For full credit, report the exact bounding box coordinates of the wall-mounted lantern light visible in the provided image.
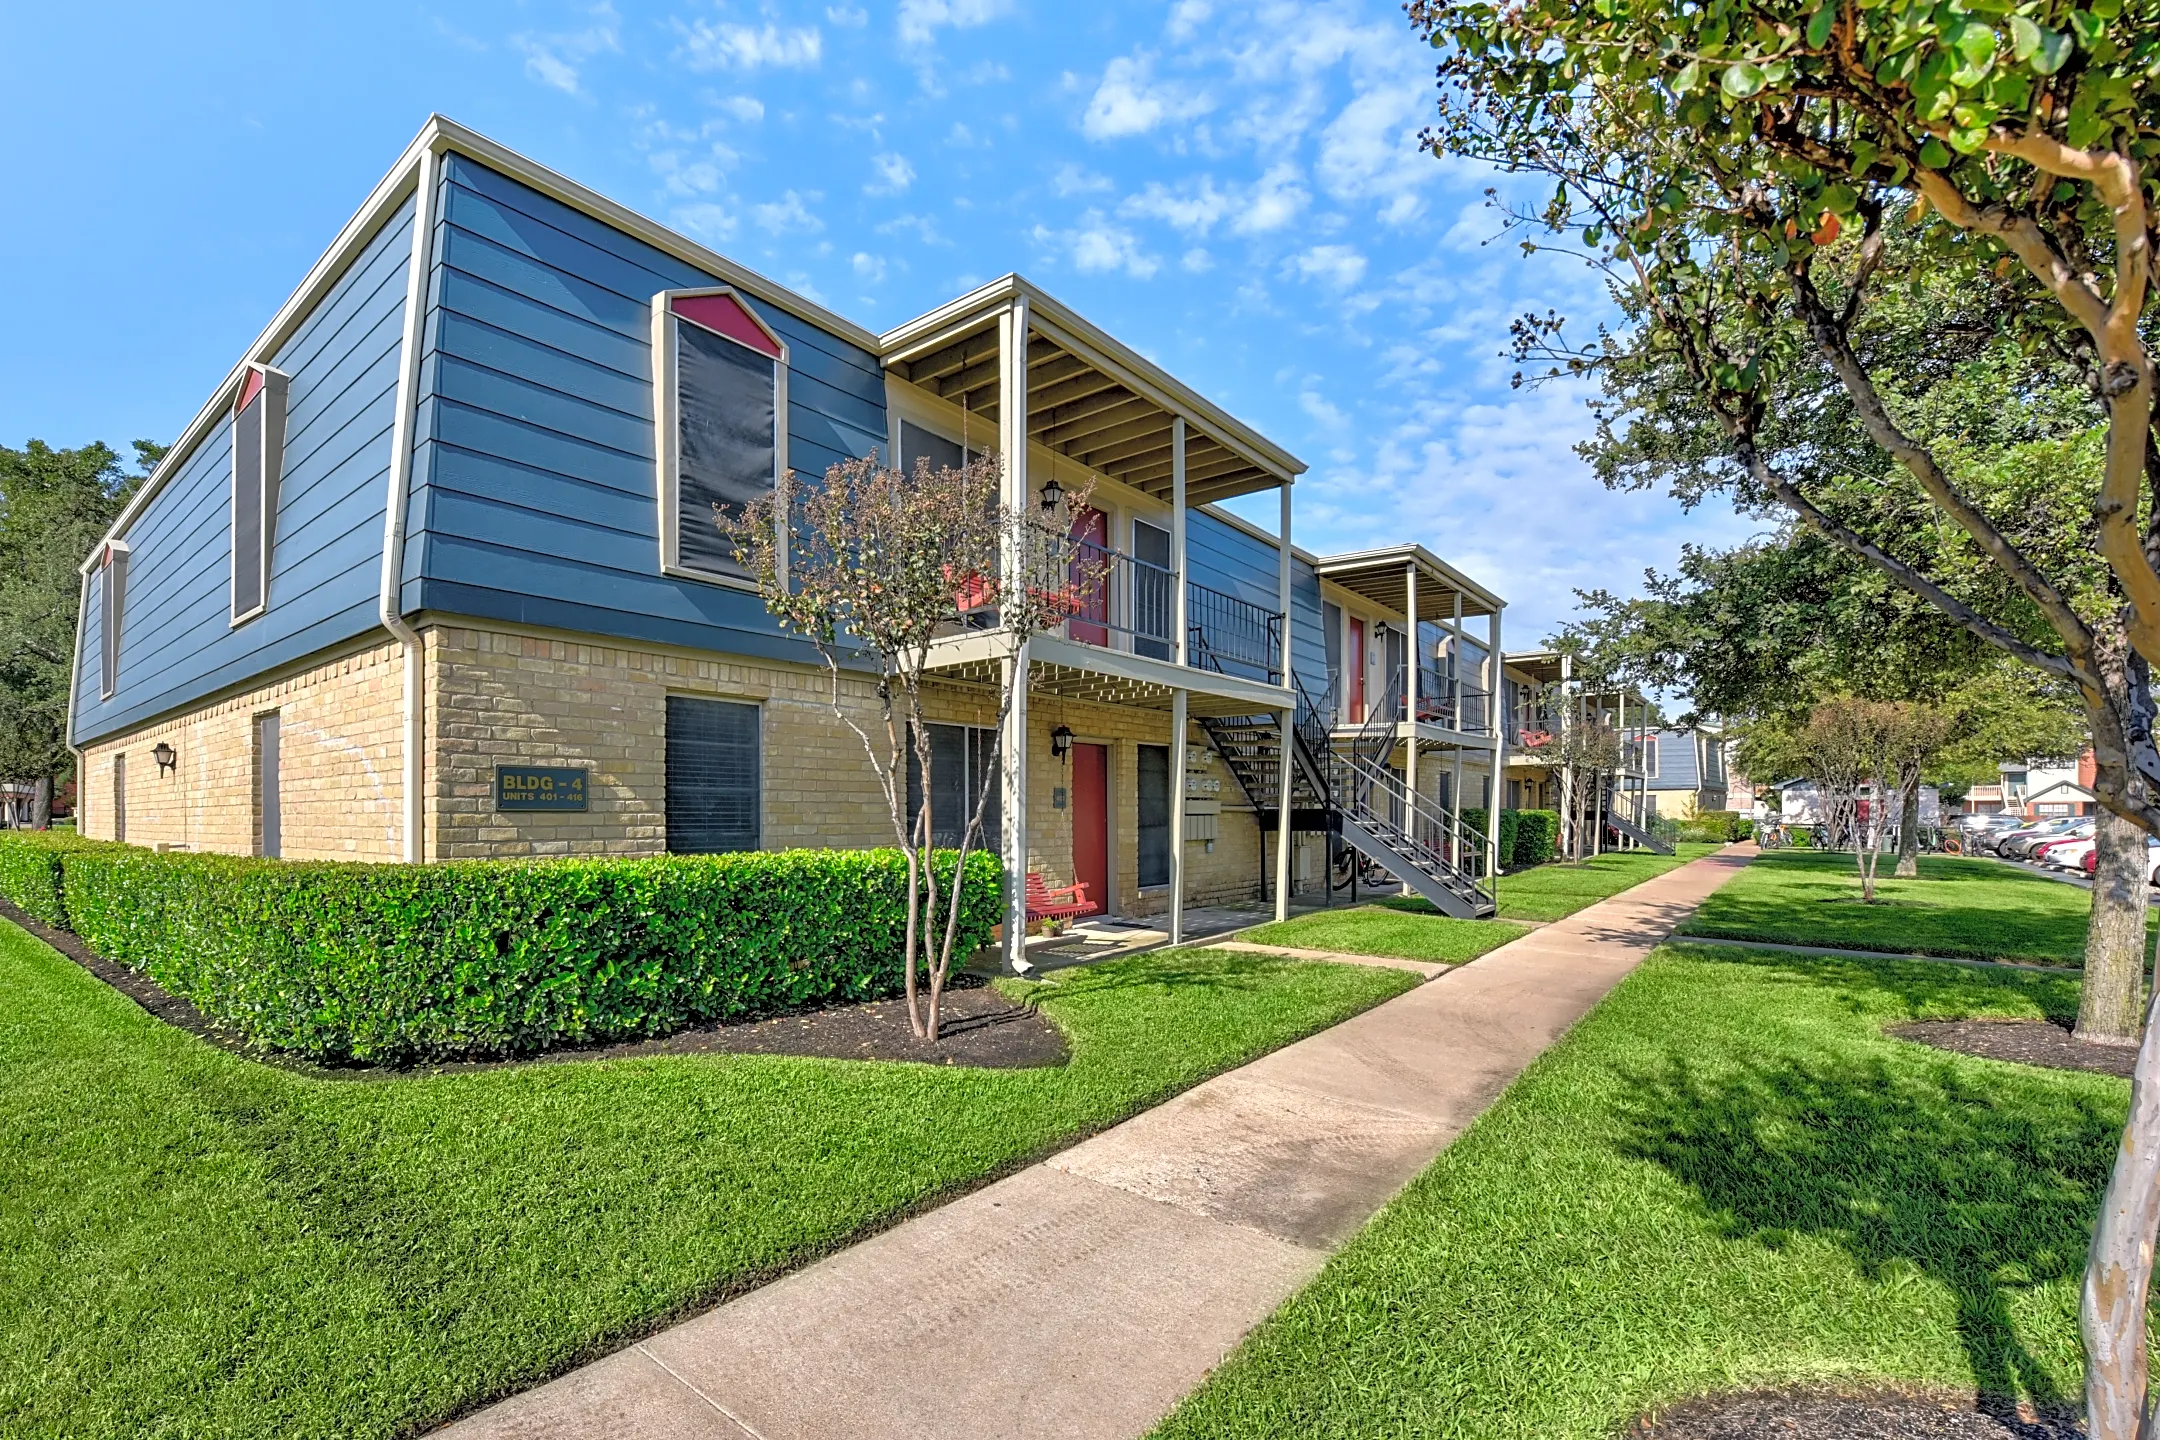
[1038,475,1065,511]
[152,741,177,776]
[1050,724,1074,763]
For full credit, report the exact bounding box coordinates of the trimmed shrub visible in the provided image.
[0,834,1001,1064]
[1512,810,1558,866]
[1458,809,1521,873]
[0,831,120,926]
[1734,817,1755,841]
[1693,809,1743,842]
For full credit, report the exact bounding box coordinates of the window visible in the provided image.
[97,540,130,699]
[230,363,289,624]
[653,288,788,584]
[112,753,126,844]
[899,420,965,473]
[666,696,761,852]
[1137,744,1171,887]
[1641,734,1661,778]
[1130,520,1173,661]
[256,712,282,859]
[906,723,1002,851]
[1322,602,1343,709]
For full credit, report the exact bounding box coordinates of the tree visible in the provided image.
[728,453,1101,1041]
[1549,715,1625,859]
[0,439,158,826]
[1406,0,2160,1415]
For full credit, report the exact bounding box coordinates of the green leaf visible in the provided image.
[1850,138,1880,173]
[2031,26,2072,71]
[1807,0,1838,47]
[2008,13,2042,58]
[1722,60,1767,97]
[1675,59,1703,92]
[1920,136,1954,167]
[2069,10,2104,46]
[1822,182,1859,214]
[1952,20,1998,70]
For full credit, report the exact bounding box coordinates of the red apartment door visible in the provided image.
[1348,621,1367,722]
[1068,507,1110,647]
[1072,743,1110,914]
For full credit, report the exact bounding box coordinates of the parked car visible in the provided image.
[2044,838,2095,870]
[2002,819,2089,859]
[2029,823,2094,861]
[1971,816,2045,854]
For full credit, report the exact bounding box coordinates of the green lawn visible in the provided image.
[1374,841,1726,924]
[0,922,1414,1440]
[1155,942,2111,1439]
[1237,906,1531,963]
[1678,849,2145,965]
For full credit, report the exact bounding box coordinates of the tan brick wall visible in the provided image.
[417,621,1273,909]
[77,638,406,860]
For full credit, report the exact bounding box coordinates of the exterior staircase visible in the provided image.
[1605,779,1675,855]
[1193,668,1497,920]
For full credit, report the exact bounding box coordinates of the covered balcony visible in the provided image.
[879,275,1302,719]
[1314,545,1506,751]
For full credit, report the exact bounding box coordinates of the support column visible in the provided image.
[1487,605,1506,883]
[1403,560,1418,895]
[1274,484,1295,920]
[1000,298,1032,972]
[1169,689,1188,946]
[1172,418,1188,668]
[1448,592,1465,866]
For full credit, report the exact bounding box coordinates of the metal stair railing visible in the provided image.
[1331,750,1498,913]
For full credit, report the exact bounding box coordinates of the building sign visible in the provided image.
[496,766,589,812]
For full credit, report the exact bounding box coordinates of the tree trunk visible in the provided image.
[2081,980,2160,1440]
[2080,807,2151,1045]
[1894,782,1920,878]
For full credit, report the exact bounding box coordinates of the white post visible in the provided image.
[1169,417,1189,947]
[1169,689,1188,946]
[1403,560,1418,895]
[1487,606,1505,884]
[1449,592,1465,866]
[1000,298,1032,971]
[1274,482,1295,921]
[1172,417,1188,668]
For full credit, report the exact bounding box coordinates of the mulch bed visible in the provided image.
[1889,1019,2137,1078]
[1629,1386,2084,1438]
[0,895,1066,1076]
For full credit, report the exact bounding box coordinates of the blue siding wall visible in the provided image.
[73,198,416,746]
[1185,508,1323,692]
[1651,729,1703,790]
[403,155,886,662]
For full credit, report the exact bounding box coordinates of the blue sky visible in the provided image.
[2,0,1754,649]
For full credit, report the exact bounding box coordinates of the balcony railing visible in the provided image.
[942,545,1286,689]
[1328,663,1496,736]
[1189,581,1284,684]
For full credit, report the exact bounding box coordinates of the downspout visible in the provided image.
[379,143,441,864]
[65,567,89,835]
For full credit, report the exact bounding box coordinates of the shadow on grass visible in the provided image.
[1662,943,2084,1026]
[1615,1041,2115,1406]
[1018,952,1303,1001]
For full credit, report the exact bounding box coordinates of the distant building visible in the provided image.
[1966,752,2094,819]
[1771,778,1942,827]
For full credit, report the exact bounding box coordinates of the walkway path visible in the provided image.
[436,847,1756,1440]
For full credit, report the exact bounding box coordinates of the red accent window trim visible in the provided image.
[671,292,783,360]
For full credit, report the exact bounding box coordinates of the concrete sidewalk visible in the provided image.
[437,848,1755,1440]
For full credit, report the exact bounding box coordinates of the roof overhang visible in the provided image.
[1315,544,1502,622]
[879,275,1304,506]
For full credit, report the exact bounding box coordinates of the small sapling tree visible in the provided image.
[728,453,1102,1040]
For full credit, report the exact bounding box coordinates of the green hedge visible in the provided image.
[1458,809,1522,874]
[0,834,1002,1064]
[1512,810,1558,866]
[0,830,122,926]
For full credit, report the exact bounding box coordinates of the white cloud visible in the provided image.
[1053,162,1113,197]
[1182,247,1214,273]
[671,203,739,243]
[1120,176,1232,236]
[753,190,825,234]
[1317,77,1436,222]
[1291,244,1367,288]
[512,2,619,96]
[1083,53,1215,140]
[898,0,1012,46]
[715,94,766,123]
[852,251,888,283]
[1233,163,1309,234]
[826,4,869,26]
[1167,0,1213,40]
[1054,211,1160,279]
[877,212,948,246]
[679,21,823,71]
[1300,388,1349,428]
[867,152,915,195]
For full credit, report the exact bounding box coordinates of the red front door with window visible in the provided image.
[1068,506,1110,647]
[1348,620,1367,722]
[1072,743,1109,915]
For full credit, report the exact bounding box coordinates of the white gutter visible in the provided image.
[379,141,440,864]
